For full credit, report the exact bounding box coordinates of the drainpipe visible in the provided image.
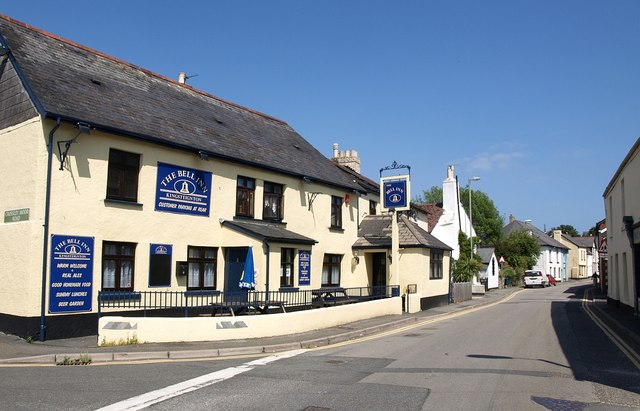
[40,117,61,342]
[264,241,270,303]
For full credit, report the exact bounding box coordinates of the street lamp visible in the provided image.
[468,176,480,261]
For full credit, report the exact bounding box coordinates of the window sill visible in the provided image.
[234,215,256,221]
[104,199,143,208]
[99,291,141,301]
[329,226,344,233]
[278,287,299,292]
[185,290,221,296]
[262,219,287,225]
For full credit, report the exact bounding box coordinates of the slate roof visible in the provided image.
[220,219,317,245]
[411,203,444,233]
[0,15,362,192]
[503,220,568,249]
[477,247,495,264]
[562,234,594,249]
[335,164,379,195]
[353,215,452,250]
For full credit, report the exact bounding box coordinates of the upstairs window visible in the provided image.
[430,251,443,279]
[322,254,342,287]
[263,182,284,221]
[106,149,140,202]
[102,241,136,291]
[187,246,217,290]
[236,176,255,218]
[369,200,377,216]
[331,196,343,229]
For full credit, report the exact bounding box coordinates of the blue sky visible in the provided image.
[3,1,639,234]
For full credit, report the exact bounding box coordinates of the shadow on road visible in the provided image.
[551,284,640,395]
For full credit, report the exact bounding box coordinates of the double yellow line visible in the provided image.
[582,287,640,370]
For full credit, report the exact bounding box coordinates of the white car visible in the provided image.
[523,270,548,288]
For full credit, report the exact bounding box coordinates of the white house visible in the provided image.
[503,217,569,281]
[413,165,476,261]
[603,137,640,315]
[477,247,500,289]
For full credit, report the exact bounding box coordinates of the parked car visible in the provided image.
[523,270,548,288]
[546,275,557,286]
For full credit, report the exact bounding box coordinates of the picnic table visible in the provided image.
[311,287,359,307]
[211,300,286,316]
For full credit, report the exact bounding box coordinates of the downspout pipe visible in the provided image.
[40,117,61,342]
[264,241,270,303]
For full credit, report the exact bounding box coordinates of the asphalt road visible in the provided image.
[1,283,638,410]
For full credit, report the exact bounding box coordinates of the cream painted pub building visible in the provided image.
[0,16,451,339]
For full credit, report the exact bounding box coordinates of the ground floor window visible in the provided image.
[188,246,217,290]
[430,251,443,279]
[322,254,342,286]
[280,248,294,287]
[102,241,136,291]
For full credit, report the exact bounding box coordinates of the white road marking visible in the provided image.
[94,349,306,411]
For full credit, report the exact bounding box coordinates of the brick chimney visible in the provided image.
[332,143,361,174]
[509,214,516,223]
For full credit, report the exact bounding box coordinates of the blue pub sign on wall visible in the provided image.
[155,162,212,217]
[381,175,411,212]
[49,235,94,313]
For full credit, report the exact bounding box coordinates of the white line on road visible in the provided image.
[94,349,306,411]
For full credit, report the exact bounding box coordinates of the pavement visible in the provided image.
[0,279,638,365]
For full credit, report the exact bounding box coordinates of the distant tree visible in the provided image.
[413,186,442,204]
[494,230,540,276]
[452,231,483,282]
[459,187,504,246]
[583,225,597,236]
[548,224,579,237]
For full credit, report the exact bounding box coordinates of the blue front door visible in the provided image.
[225,247,249,302]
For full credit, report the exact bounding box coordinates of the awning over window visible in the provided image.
[220,219,317,245]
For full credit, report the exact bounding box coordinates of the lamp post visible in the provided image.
[468,176,480,261]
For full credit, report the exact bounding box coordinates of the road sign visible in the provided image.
[598,238,607,256]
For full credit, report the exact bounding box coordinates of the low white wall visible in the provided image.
[98,297,402,345]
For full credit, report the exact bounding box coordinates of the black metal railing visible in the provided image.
[97,285,400,317]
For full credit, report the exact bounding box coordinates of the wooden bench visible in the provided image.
[211,300,286,316]
[311,287,359,307]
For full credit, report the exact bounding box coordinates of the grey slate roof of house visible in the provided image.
[503,220,568,249]
[220,219,317,245]
[0,15,362,192]
[477,247,495,264]
[562,234,594,249]
[353,215,452,251]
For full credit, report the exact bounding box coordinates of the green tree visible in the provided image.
[494,230,540,277]
[548,224,579,237]
[584,225,597,236]
[459,187,504,246]
[452,231,483,282]
[413,186,443,204]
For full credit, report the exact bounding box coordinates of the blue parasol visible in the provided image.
[239,247,256,290]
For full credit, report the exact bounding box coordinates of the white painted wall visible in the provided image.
[604,139,639,311]
[99,297,402,344]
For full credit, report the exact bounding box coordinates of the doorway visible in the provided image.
[372,252,387,295]
[225,247,249,301]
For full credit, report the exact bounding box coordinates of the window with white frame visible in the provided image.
[187,246,217,290]
[102,241,136,291]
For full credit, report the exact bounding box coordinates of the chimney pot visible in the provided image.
[178,72,187,84]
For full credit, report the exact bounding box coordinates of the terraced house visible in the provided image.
[0,15,451,340]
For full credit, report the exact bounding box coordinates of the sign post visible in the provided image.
[380,162,411,291]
